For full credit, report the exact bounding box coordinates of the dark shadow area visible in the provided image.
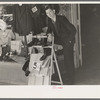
[75,4,100,85]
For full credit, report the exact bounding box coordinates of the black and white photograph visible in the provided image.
[0,2,100,86]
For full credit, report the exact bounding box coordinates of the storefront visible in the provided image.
[0,3,82,85]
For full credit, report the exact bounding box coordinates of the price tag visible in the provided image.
[32,61,41,71]
[32,6,38,13]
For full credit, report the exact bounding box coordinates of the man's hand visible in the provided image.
[47,33,52,42]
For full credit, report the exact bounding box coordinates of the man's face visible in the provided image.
[45,8,55,20]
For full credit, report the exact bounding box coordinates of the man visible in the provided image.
[45,5,76,85]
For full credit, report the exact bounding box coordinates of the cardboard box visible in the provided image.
[28,53,53,85]
[28,70,50,85]
[11,40,22,55]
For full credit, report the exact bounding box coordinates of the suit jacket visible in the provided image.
[31,4,43,34]
[12,4,34,36]
[47,15,76,45]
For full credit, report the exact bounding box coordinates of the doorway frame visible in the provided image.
[71,4,82,68]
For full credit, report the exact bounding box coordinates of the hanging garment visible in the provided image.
[12,4,34,36]
[31,4,47,34]
[31,5,43,34]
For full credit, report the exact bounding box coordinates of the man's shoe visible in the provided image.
[25,70,30,76]
[40,53,47,61]
[27,38,39,47]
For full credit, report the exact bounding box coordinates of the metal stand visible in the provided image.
[50,35,63,85]
[31,34,63,85]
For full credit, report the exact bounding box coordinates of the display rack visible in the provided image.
[28,34,63,85]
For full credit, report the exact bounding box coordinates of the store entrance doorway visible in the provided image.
[80,4,100,67]
[75,4,100,84]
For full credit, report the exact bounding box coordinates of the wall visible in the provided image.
[59,4,71,21]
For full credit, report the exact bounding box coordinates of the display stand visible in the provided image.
[28,34,63,85]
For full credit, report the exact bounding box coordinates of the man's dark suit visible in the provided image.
[12,4,34,36]
[12,4,34,58]
[47,15,76,84]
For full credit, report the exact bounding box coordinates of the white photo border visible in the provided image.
[0,1,100,98]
